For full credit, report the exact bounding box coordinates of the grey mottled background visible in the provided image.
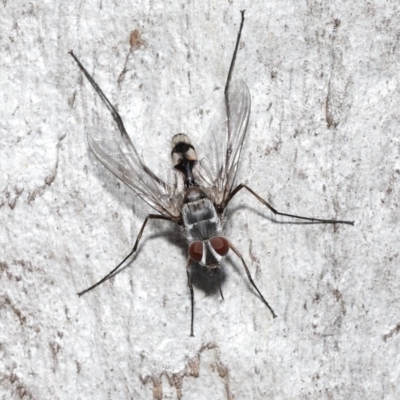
[1,1,399,399]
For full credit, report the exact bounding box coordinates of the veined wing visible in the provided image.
[69,51,182,220]
[197,80,251,208]
[87,126,182,219]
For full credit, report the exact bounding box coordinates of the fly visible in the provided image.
[69,11,354,336]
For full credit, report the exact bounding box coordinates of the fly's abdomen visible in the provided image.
[171,134,198,188]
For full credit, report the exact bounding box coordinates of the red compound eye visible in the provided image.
[189,242,203,262]
[210,237,230,256]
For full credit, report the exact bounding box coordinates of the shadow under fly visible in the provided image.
[69,11,354,337]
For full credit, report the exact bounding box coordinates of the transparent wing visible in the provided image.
[196,80,251,207]
[87,126,182,219]
[68,51,181,219]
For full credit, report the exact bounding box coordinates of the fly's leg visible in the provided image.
[69,50,129,140]
[69,51,168,187]
[216,269,224,301]
[227,184,354,225]
[222,13,353,226]
[224,10,245,128]
[78,214,172,296]
[186,258,195,337]
[229,242,277,318]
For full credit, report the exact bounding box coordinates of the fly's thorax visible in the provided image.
[182,187,222,242]
[184,186,206,203]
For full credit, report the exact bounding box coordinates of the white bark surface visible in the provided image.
[1,1,399,399]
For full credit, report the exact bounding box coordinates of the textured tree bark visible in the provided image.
[1,1,399,399]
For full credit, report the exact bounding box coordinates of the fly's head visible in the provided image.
[188,236,230,269]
